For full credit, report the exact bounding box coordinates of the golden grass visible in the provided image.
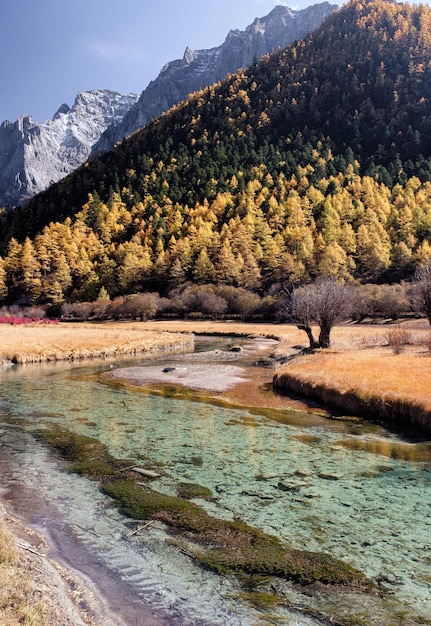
[2,318,431,413]
[0,318,405,365]
[274,320,431,434]
[2,317,431,430]
[0,321,194,364]
[0,514,77,626]
[142,319,307,341]
[0,319,309,365]
[279,346,431,409]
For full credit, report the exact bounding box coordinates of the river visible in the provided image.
[0,336,430,625]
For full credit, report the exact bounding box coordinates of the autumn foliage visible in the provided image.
[1,0,431,306]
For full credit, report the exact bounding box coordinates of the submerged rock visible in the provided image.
[277,480,307,492]
[318,472,343,481]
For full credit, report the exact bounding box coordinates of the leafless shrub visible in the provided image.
[410,258,431,324]
[119,293,160,321]
[214,285,260,318]
[23,306,46,319]
[168,284,228,319]
[386,327,411,354]
[60,301,94,321]
[351,282,411,321]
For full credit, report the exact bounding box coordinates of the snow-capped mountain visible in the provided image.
[0,3,337,209]
[93,3,337,155]
[0,90,139,208]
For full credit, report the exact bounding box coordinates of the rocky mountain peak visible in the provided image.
[0,3,337,208]
[0,90,139,208]
[183,46,198,66]
[92,2,337,156]
[53,103,71,119]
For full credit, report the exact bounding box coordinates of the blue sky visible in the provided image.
[0,0,327,123]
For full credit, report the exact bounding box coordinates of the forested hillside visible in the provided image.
[2,0,431,306]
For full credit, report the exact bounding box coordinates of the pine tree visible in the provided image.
[193,247,215,283]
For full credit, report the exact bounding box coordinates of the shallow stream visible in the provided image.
[0,336,430,625]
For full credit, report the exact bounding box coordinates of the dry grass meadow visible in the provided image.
[273,319,431,432]
[277,341,431,410]
[0,321,194,364]
[1,318,430,407]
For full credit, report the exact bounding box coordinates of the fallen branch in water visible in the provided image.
[126,520,154,537]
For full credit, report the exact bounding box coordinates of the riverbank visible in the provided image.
[0,503,127,626]
[273,320,431,437]
[103,319,431,437]
[0,321,194,364]
[2,318,430,430]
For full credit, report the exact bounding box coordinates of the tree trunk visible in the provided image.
[298,324,319,349]
[318,324,331,348]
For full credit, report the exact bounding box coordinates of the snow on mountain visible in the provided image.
[0,90,139,208]
[0,3,337,208]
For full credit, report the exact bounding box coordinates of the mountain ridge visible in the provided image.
[92,2,337,155]
[0,90,139,208]
[0,3,337,209]
[3,0,431,304]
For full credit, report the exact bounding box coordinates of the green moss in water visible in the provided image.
[177,482,213,500]
[34,426,373,594]
[72,459,118,477]
[34,426,107,462]
[103,479,371,589]
[34,425,120,477]
[101,479,211,529]
[200,538,367,587]
[236,590,279,611]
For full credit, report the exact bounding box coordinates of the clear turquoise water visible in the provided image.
[0,341,430,625]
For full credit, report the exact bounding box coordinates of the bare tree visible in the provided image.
[410,258,431,324]
[289,277,352,348]
[289,284,320,349]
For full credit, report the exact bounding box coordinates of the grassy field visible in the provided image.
[2,317,430,428]
[273,319,431,435]
[2,318,430,412]
[0,321,194,364]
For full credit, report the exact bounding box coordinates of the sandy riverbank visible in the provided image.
[110,361,249,391]
[0,503,129,626]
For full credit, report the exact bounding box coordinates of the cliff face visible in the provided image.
[0,3,336,208]
[92,3,337,154]
[0,90,139,208]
